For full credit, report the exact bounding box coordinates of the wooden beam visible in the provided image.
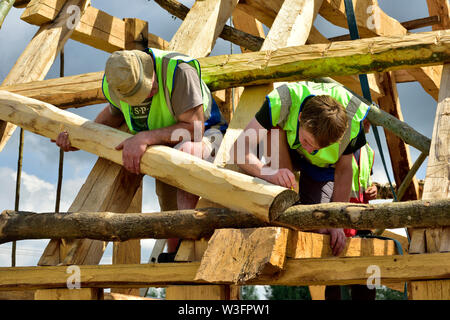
[34,288,103,300]
[0,0,15,29]
[232,6,265,53]
[287,231,400,258]
[377,72,420,201]
[37,158,143,266]
[166,285,239,300]
[155,0,264,52]
[111,180,142,296]
[1,253,450,290]
[321,0,443,100]
[253,253,450,286]
[195,227,289,284]
[329,15,442,41]
[167,0,239,57]
[274,199,450,230]
[199,30,450,92]
[2,199,449,244]
[0,0,90,152]
[0,91,297,222]
[0,71,105,109]
[410,64,450,252]
[427,0,450,31]
[13,0,29,8]
[3,29,449,110]
[20,1,169,53]
[409,63,450,299]
[238,0,442,100]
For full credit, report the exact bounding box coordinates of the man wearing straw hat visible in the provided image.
[54,48,227,260]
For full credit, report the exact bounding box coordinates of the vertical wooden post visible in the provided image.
[409,63,450,300]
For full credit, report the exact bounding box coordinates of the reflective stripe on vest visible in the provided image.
[267,81,371,168]
[102,48,211,134]
[350,143,375,202]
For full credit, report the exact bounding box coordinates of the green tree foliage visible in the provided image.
[146,287,166,299]
[265,286,311,300]
[376,286,405,300]
[241,286,260,300]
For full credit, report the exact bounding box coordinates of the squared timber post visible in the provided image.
[409,63,450,300]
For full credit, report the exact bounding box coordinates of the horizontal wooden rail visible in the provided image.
[0,253,449,290]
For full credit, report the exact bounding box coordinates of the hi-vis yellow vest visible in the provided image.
[102,48,211,134]
[350,143,375,202]
[267,81,370,168]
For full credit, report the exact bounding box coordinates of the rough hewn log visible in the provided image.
[0,0,15,28]
[201,29,450,91]
[275,199,450,230]
[155,0,264,52]
[0,91,296,221]
[0,208,267,244]
[366,103,431,155]
[1,199,449,243]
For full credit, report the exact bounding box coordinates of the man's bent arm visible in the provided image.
[95,104,125,128]
[331,153,353,202]
[235,117,268,179]
[134,105,205,147]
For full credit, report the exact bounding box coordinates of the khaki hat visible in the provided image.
[105,50,155,106]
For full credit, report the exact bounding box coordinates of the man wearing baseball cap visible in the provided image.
[54,48,227,260]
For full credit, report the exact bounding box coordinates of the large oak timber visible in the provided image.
[195,228,289,284]
[111,182,142,296]
[1,253,450,290]
[0,0,90,152]
[3,29,450,112]
[409,63,450,300]
[194,228,403,290]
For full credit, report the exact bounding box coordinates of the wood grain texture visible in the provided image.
[168,0,239,57]
[195,227,289,284]
[0,0,90,152]
[1,253,450,290]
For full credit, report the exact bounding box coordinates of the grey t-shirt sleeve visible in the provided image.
[109,103,122,116]
[171,63,204,119]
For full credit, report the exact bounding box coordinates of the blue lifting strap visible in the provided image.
[342,0,398,203]
[342,0,407,299]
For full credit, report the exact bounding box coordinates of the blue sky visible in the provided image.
[0,0,439,278]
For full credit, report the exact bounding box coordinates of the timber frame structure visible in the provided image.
[0,0,449,300]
